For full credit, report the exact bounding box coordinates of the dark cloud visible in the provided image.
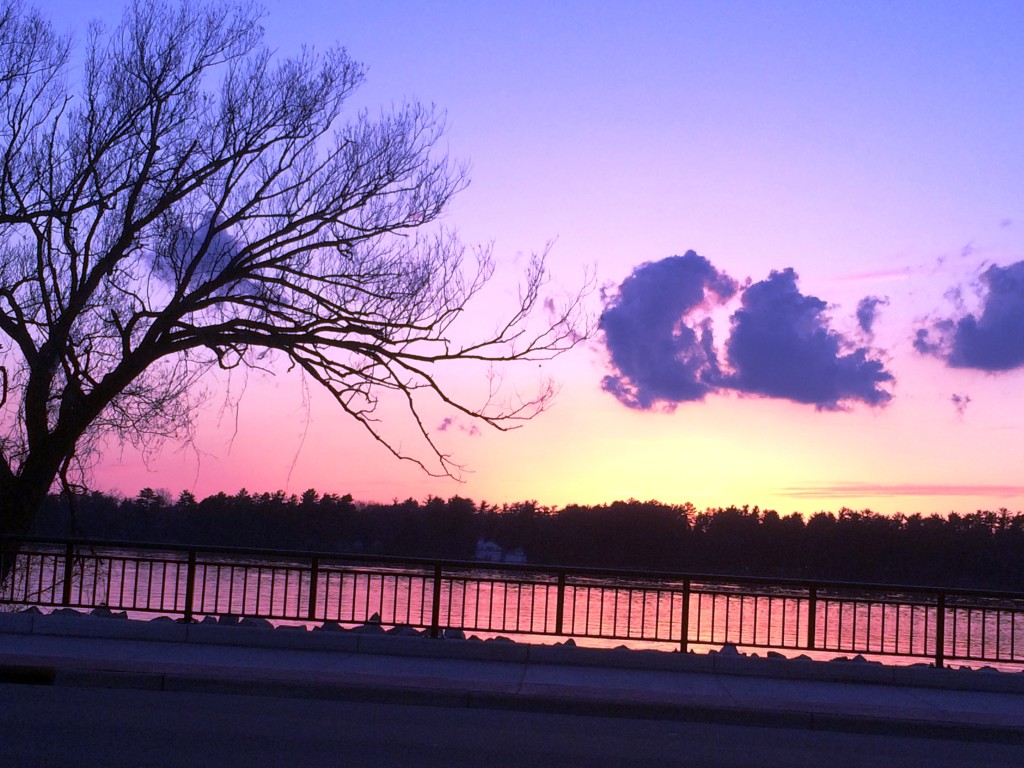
[437,416,480,436]
[916,260,1024,371]
[951,393,971,417]
[599,251,736,410]
[856,295,888,337]
[149,214,265,300]
[723,269,893,409]
[152,216,238,285]
[912,322,951,356]
[600,255,895,412]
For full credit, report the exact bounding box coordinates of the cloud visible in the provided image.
[916,260,1024,371]
[913,325,946,356]
[830,267,913,284]
[723,269,894,409]
[150,214,261,298]
[856,295,888,337]
[599,251,736,410]
[437,416,480,436]
[951,393,971,417]
[782,482,1024,499]
[599,255,894,412]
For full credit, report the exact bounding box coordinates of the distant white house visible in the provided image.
[474,537,527,564]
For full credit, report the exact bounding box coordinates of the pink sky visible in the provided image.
[47,0,1024,515]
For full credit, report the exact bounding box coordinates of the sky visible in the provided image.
[41,0,1024,516]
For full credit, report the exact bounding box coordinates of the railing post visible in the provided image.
[554,571,566,635]
[935,591,946,669]
[429,564,443,638]
[806,586,818,651]
[680,578,691,653]
[183,550,197,623]
[308,557,320,621]
[61,542,75,606]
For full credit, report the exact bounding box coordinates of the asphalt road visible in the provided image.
[2,683,1022,768]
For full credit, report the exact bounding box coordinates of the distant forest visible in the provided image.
[25,488,1024,591]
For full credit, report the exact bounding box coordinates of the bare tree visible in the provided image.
[0,0,585,546]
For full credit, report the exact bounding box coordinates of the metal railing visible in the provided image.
[3,536,1023,669]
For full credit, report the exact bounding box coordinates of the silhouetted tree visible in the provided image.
[19,486,1024,590]
[0,0,586,564]
[136,488,169,512]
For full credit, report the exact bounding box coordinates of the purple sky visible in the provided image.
[41,0,1024,515]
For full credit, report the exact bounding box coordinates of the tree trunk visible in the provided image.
[0,474,57,588]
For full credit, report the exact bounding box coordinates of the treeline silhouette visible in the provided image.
[27,489,1024,591]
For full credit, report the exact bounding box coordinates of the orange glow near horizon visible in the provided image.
[94,352,1024,518]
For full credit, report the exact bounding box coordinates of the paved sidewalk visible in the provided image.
[1,609,1022,744]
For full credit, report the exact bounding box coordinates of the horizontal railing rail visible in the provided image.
[2,535,1023,669]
